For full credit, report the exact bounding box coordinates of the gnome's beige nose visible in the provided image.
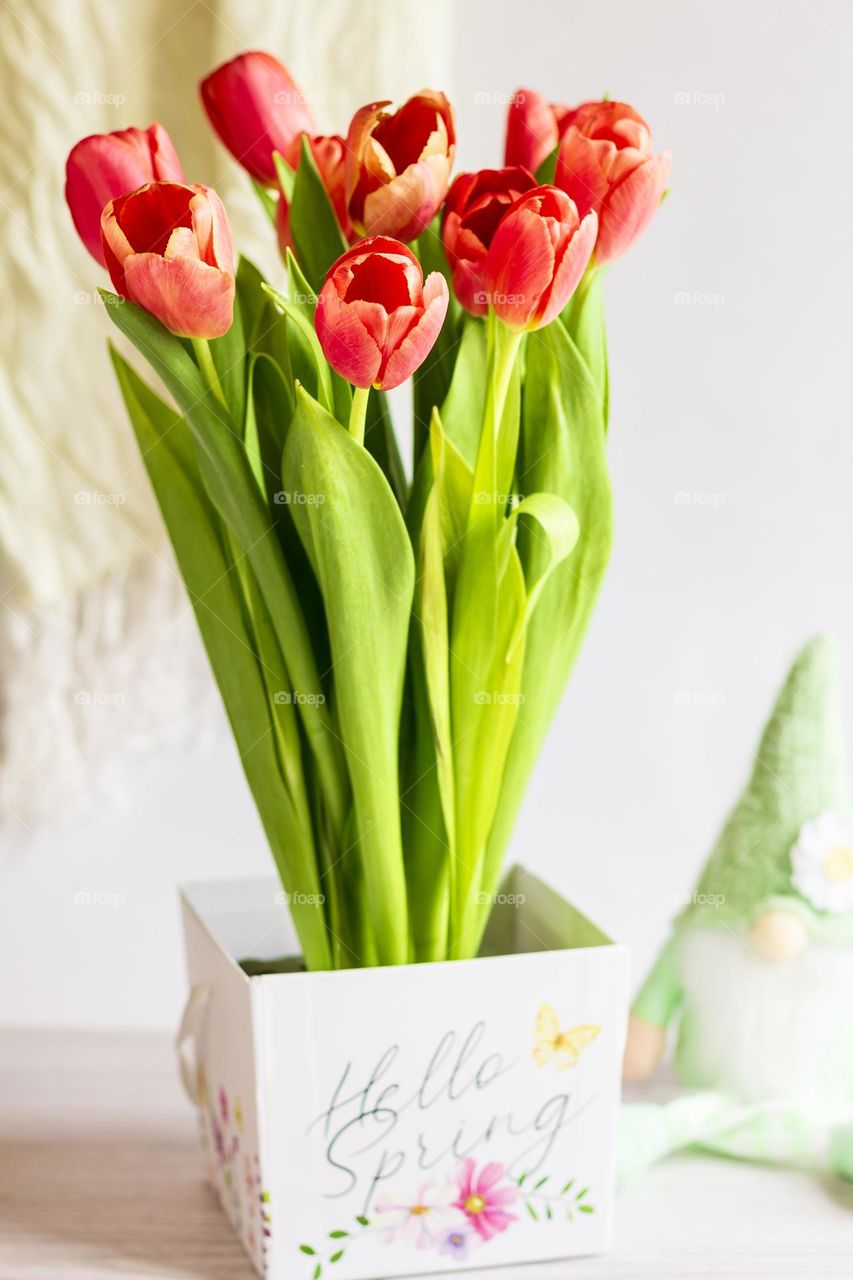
[748,909,808,961]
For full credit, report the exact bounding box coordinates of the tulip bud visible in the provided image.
[277,134,353,257]
[345,91,455,242]
[483,185,597,331]
[504,88,573,175]
[200,51,315,187]
[315,237,449,390]
[101,181,235,339]
[555,100,671,265]
[442,167,538,316]
[65,123,184,266]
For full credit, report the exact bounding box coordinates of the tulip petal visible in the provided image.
[348,298,390,356]
[100,199,136,294]
[486,205,556,329]
[147,122,185,182]
[555,128,613,220]
[379,272,448,390]
[451,257,489,315]
[537,208,597,324]
[165,225,201,261]
[504,88,558,173]
[200,185,235,275]
[123,253,234,338]
[362,152,451,242]
[596,151,670,264]
[316,280,383,388]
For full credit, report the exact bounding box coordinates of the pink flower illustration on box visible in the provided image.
[454,1159,518,1240]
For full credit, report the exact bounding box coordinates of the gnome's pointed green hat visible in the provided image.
[679,634,853,941]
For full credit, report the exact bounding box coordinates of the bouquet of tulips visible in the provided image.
[65,56,669,972]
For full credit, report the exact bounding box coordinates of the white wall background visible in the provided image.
[3,0,853,1027]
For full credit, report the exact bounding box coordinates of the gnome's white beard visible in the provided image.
[676,928,853,1113]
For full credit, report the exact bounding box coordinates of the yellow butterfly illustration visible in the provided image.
[533,1003,601,1069]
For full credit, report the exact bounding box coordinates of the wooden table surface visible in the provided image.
[1,1029,851,1279]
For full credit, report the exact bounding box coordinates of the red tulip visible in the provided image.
[277,133,353,257]
[65,123,184,266]
[483,185,597,331]
[345,91,455,242]
[504,88,573,175]
[442,167,538,316]
[315,237,449,390]
[200,51,315,187]
[101,181,235,339]
[555,100,670,265]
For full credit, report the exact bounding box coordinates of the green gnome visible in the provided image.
[622,635,853,1178]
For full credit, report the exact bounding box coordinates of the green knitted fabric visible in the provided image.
[678,634,851,936]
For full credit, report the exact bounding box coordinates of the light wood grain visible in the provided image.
[0,1030,851,1279]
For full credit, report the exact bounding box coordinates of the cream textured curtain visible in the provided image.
[0,0,452,826]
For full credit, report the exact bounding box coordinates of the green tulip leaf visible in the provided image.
[479,317,611,921]
[282,386,415,965]
[100,290,348,837]
[207,273,247,427]
[412,214,461,463]
[562,268,609,427]
[439,316,486,469]
[109,346,332,970]
[289,135,347,292]
[261,281,334,414]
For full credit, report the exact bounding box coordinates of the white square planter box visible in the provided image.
[177,867,629,1279]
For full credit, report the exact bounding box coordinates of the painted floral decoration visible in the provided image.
[790,811,853,914]
[454,1158,518,1240]
[299,1158,594,1275]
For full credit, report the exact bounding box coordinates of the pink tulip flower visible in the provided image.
[100,181,235,339]
[555,99,670,265]
[315,237,448,390]
[345,91,455,242]
[504,88,573,174]
[200,51,315,187]
[484,185,597,330]
[65,123,184,266]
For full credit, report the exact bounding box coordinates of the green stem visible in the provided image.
[446,312,523,962]
[192,337,228,411]
[348,385,370,446]
[469,310,522,527]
